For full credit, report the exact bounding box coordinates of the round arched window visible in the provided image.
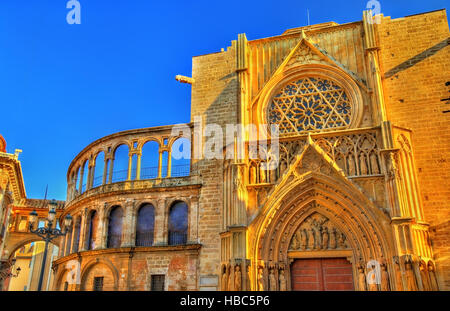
[267,76,353,136]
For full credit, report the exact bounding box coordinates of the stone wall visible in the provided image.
[191,43,239,289]
[377,9,450,289]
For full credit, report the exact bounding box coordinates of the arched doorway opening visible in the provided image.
[4,240,59,291]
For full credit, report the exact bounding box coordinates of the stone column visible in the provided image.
[64,228,71,256]
[121,199,135,247]
[88,162,95,190]
[78,166,84,193]
[167,151,172,177]
[102,158,108,185]
[127,154,133,181]
[97,204,108,249]
[68,223,77,255]
[59,232,66,257]
[79,209,89,251]
[136,153,142,180]
[157,152,163,178]
[189,196,199,243]
[108,158,114,184]
[154,198,166,245]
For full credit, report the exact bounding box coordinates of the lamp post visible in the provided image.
[28,199,72,291]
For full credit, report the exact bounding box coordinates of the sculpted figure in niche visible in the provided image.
[360,154,368,175]
[330,228,337,249]
[381,264,390,291]
[405,260,418,291]
[269,268,277,291]
[427,263,439,291]
[321,227,329,249]
[370,152,380,174]
[348,155,356,176]
[419,262,430,291]
[300,229,308,250]
[358,266,367,291]
[222,266,228,291]
[246,265,251,291]
[393,257,404,291]
[257,267,264,291]
[250,164,257,184]
[259,165,266,184]
[367,264,379,291]
[234,265,242,291]
[338,233,347,249]
[227,265,235,291]
[290,232,300,250]
[308,228,315,250]
[279,269,287,291]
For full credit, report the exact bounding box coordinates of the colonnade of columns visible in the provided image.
[58,197,199,258]
[67,135,193,202]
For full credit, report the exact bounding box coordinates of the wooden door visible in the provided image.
[291,258,354,291]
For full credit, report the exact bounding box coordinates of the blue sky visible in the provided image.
[0,0,448,200]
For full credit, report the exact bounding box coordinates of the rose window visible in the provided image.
[268,77,353,135]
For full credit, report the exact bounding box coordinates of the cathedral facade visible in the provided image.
[44,9,450,291]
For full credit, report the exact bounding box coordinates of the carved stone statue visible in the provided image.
[428,263,439,291]
[250,165,257,184]
[227,266,235,291]
[290,232,299,250]
[330,228,337,249]
[288,213,350,253]
[269,268,277,291]
[259,166,266,183]
[360,154,368,175]
[348,155,356,176]
[222,267,228,291]
[370,152,379,174]
[405,260,418,291]
[300,229,308,250]
[358,266,367,291]
[308,228,315,250]
[321,227,329,249]
[234,265,242,291]
[279,269,286,291]
[393,257,404,291]
[381,264,390,291]
[338,233,346,249]
[367,264,379,291]
[246,265,251,291]
[257,267,264,291]
[419,262,430,291]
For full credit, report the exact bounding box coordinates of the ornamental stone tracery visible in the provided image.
[268,77,353,135]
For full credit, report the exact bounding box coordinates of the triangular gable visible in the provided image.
[271,134,347,195]
[260,134,374,210]
[253,31,367,103]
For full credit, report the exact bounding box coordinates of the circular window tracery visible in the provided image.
[268,76,353,136]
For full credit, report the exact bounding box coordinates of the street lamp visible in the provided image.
[28,199,72,291]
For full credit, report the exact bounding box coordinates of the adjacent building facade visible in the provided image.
[5,9,449,291]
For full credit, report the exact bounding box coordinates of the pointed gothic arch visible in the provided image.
[247,140,395,290]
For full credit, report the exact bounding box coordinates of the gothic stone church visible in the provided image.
[50,9,449,291]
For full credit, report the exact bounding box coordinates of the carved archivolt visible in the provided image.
[289,212,350,251]
[248,141,394,290]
